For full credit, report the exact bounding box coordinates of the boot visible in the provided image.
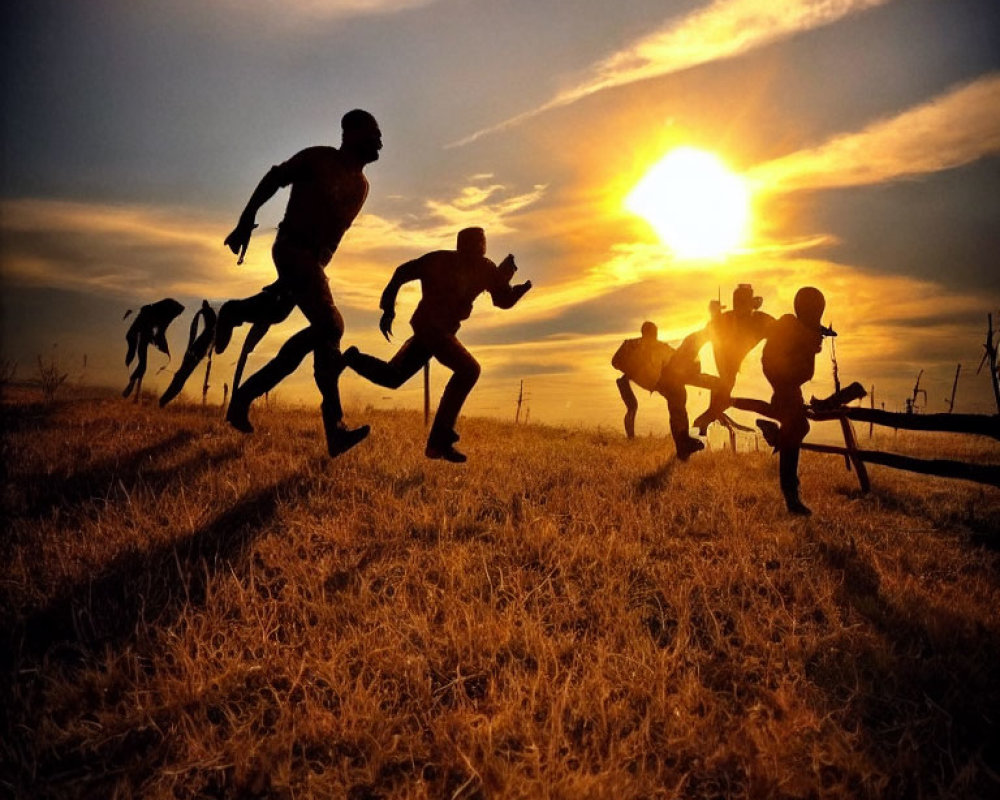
[426,425,466,463]
[779,448,811,516]
[675,436,705,462]
[322,402,369,457]
[226,387,254,433]
[624,408,636,439]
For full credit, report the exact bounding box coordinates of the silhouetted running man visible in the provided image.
[759,286,833,516]
[221,109,382,457]
[611,321,676,438]
[123,298,185,399]
[344,227,531,462]
[160,300,217,407]
[654,284,773,459]
[685,284,774,433]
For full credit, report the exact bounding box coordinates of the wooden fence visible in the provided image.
[730,382,1000,491]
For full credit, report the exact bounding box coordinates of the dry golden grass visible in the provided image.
[2,386,999,799]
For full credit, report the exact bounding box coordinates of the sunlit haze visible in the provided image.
[625,147,750,260]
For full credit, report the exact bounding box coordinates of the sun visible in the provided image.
[625,147,750,260]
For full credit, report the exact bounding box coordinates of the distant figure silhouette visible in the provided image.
[221,109,382,457]
[611,321,676,438]
[123,298,185,399]
[159,300,217,407]
[760,286,833,516]
[654,284,773,460]
[687,284,774,433]
[344,227,531,462]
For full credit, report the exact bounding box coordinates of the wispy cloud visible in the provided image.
[0,176,547,315]
[0,199,254,300]
[749,73,1000,192]
[221,0,439,23]
[346,176,548,257]
[451,0,890,146]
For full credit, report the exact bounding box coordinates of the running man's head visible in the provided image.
[457,227,487,258]
[793,286,825,327]
[341,109,382,164]
[640,321,658,340]
[732,283,763,316]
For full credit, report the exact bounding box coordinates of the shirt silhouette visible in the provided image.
[220,109,382,457]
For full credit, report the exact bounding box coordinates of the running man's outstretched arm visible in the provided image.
[377,258,423,340]
[224,156,301,261]
[488,254,532,309]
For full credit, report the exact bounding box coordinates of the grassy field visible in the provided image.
[2,387,999,799]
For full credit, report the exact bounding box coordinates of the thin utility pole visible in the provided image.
[978,313,1000,414]
[202,349,213,406]
[869,385,875,439]
[945,363,960,414]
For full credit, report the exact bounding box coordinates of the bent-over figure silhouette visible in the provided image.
[221,109,382,457]
[123,298,185,399]
[159,300,217,407]
[655,284,773,460]
[687,284,774,433]
[612,321,676,438]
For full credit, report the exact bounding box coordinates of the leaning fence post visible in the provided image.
[839,416,870,493]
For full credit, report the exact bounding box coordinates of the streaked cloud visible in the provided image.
[219,0,439,24]
[0,175,547,316]
[749,74,1000,192]
[452,0,891,146]
[0,199,251,300]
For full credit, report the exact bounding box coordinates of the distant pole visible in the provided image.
[869,385,875,439]
[423,362,430,426]
[907,369,925,414]
[202,348,213,406]
[978,313,1000,414]
[946,363,961,414]
[515,380,524,423]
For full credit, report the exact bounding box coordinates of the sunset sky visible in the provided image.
[3,0,999,435]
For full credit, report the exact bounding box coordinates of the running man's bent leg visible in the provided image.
[427,332,480,443]
[617,375,638,438]
[226,327,316,432]
[348,337,430,389]
[215,290,295,354]
[274,241,366,456]
[771,385,811,514]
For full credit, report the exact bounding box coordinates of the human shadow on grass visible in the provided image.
[836,483,1000,552]
[7,470,311,669]
[808,537,1000,797]
[2,470,317,797]
[636,460,677,495]
[0,399,58,436]
[6,431,199,521]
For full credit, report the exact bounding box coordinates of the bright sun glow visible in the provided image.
[625,147,750,260]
